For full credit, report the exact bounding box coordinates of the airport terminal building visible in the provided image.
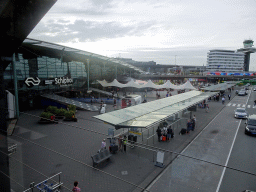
[4,38,142,111]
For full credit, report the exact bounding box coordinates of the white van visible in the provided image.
[121,95,142,108]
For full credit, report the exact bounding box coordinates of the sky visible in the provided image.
[28,0,256,70]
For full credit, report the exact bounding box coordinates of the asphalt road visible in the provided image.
[147,87,256,192]
[218,88,256,192]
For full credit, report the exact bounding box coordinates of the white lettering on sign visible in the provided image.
[54,77,73,85]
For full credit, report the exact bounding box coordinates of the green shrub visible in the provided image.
[46,106,58,114]
[65,111,75,119]
[68,105,76,112]
[56,108,67,116]
[40,112,54,120]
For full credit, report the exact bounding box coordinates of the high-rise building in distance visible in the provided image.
[206,49,245,72]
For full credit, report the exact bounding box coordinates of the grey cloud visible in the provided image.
[30,19,156,43]
[49,0,115,16]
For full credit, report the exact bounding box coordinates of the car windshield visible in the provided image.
[248,119,256,125]
[236,109,245,113]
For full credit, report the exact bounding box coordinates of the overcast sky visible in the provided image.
[28,0,256,70]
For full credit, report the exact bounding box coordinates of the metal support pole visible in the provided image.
[12,53,19,118]
[87,59,90,90]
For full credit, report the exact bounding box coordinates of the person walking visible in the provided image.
[123,136,127,153]
[205,104,209,113]
[191,118,195,131]
[72,181,81,192]
[228,94,231,100]
[101,139,106,151]
[187,120,192,134]
[167,126,173,141]
[254,99,256,106]
[156,126,162,142]
[222,97,225,104]
[118,135,123,152]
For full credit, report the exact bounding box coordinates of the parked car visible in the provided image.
[245,115,256,135]
[238,90,247,96]
[234,108,248,119]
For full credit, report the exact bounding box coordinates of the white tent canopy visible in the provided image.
[160,80,178,89]
[140,80,160,89]
[178,81,196,90]
[125,79,141,88]
[97,79,196,90]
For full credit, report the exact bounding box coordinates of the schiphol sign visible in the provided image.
[54,77,73,85]
[25,76,73,88]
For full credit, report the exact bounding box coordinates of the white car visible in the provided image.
[253,87,256,91]
[234,108,248,119]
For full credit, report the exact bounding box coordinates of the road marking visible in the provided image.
[242,104,246,107]
[227,103,231,106]
[216,86,252,192]
[248,105,251,108]
[232,104,236,106]
[237,104,241,107]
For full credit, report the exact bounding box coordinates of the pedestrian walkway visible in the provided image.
[226,103,256,108]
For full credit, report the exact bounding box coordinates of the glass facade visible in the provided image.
[4,53,89,110]
[4,53,87,90]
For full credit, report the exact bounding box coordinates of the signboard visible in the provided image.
[129,131,142,136]
[54,77,73,85]
[25,77,41,88]
[155,151,165,168]
[25,76,73,88]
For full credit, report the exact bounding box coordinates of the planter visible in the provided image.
[55,116,65,119]
[38,118,58,124]
[63,117,78,122]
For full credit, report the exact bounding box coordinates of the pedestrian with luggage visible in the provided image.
[187,120,192,134]
[162,126,168,141]
[156,126,162,142]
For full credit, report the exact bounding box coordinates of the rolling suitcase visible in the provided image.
[179,128,187,135]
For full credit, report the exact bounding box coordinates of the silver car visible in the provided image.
[234,108,248,119]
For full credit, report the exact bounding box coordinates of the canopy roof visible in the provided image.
[202,83,235,91]
[97,79,196,90]
[93,90,215,129]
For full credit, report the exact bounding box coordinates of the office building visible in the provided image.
[206,50,245,72]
